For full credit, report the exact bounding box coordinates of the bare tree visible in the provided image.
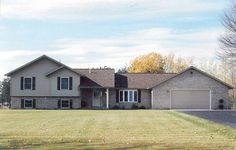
[219,2,236,62]
[219,1,236,108]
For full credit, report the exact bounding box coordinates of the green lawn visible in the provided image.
[0,110,236,149]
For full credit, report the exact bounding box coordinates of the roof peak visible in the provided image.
[5,54,65,76]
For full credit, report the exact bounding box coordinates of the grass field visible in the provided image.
[0,110,236,149]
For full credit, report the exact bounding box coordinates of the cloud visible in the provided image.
[1,0,224,20]
[0,27,222,80]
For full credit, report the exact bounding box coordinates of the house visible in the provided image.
[5,55,233,109]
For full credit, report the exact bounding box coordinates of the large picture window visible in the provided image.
[24,78,32,89]
[119,90,138,102]
[61,78,69,90]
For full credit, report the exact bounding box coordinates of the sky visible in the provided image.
[0,0,231,79]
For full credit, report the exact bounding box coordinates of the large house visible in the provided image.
[5,55,233,109]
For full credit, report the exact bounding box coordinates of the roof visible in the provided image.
[151,66,234,89]
[46,66,82,77]
[115,73,176,89]
[5,55,66,76]
[74,68,115,88]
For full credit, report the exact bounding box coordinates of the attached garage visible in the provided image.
[151,66,233,109]
[170,90,210,109]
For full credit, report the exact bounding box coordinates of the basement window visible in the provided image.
[61,100,69,108]
[24,99,33,108]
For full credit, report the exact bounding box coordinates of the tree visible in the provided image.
[198,60,233,85]
[219,1,236,64]
[0,80,2,105]
[128,52,164,73]
[218,1,236,107]
[117,66,128,73]
[127,52,193,73]
[0,78,10,105]
[164,53,193,73]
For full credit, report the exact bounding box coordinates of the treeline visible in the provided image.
[0,78,10,105]
[118,51,234,87]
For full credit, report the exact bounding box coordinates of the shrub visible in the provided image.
[132,104,139,109]
[81,101,87,107]
[112,105,120,109]
[219,99,224,103]
[139,106,146,109]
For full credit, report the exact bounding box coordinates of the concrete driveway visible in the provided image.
[180,110,236,128]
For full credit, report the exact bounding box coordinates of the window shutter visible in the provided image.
[21,99,24,108]
[33,99,36,108]
[57,77,60,90]
[70,99,73,109]
[20,77,24,90]
[116,90,119,103]
[69,77,73,90]
[138,90,141,103]
[32,77,36,90]
[57,99,61,109]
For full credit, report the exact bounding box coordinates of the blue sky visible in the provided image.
[0,0,230,79]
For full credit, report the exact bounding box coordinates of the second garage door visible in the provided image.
[171,90,210,109]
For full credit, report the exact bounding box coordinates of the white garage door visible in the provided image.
[171,90,210,109]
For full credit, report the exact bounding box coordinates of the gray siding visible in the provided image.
[152,69,229,109]
[10,58,80,97]
[11,97,81,109]
[49,69,80,97]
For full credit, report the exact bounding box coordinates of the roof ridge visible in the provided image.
[116,73,177,74]
[73,68,115,70]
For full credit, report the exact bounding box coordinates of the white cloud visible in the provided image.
[1,0,224,20]
[0,27,222,80]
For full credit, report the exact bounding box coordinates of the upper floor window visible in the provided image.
[61,78,69,90]
[21,77,35,90]
[24,78,32,89]
[57,77,72,90]
[119,90,138,102]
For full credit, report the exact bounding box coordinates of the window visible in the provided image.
[119,90,138,102]
[24,99,33,108]
[61,100,69,108]
[61,78,69,90]
[124,91,128,102]
[134,91,138,102]
[24,78,32,89]
[129,91,133,101]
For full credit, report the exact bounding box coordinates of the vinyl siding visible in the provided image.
[152,69,229,109]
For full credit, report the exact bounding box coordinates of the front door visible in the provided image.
[93,89,102,107]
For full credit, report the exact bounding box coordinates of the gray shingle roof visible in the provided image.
[115,73,176,89]
[151,66,233,89]
[73,69,115,88]
[46,66,82,77]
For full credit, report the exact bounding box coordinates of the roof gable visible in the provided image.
[74,69,115,88]
[5,55,65,76]
[46,66,82,77]
[151,66,233,89]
